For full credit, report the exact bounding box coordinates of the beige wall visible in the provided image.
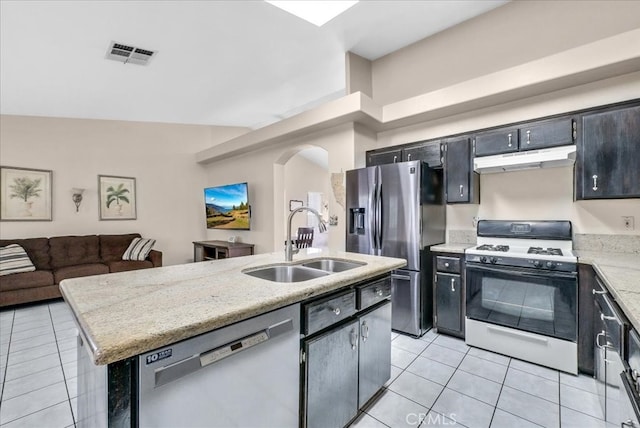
[204,123,355,254]
[0,115,247,265]
[365,1,640,242]
[371,0,640,105]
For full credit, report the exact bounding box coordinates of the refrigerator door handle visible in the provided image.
[371,168,379,251]
[375,170,383,251]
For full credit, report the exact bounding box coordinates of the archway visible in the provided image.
[273,145,330,252]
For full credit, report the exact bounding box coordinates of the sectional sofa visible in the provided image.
[0,233,162,307]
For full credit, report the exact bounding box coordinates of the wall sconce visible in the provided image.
[72,188,85,212]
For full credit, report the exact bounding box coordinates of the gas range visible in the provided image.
[464,220,579,373]
[465,220,577,272]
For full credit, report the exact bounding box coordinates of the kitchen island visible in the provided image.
[60,249,405,427]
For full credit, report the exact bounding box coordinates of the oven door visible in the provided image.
[466,264,577,342]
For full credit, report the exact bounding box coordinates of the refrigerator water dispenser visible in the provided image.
[349,208,366,235]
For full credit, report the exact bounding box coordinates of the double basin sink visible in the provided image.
[243,258,365,283]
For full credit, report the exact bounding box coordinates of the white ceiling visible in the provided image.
[0,0,507,130]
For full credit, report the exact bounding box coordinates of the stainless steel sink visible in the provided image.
[243,265,330,283]
[301,259,366,273]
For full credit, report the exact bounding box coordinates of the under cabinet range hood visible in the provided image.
[473,145,577,174]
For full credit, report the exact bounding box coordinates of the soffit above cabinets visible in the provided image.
[196,29,640,164]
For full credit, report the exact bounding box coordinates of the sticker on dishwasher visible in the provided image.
[146,348,172,365]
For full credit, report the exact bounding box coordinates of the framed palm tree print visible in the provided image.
[0,166,53,221]
[98,175,137,220]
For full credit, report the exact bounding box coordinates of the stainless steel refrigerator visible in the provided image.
[346,160,445,336]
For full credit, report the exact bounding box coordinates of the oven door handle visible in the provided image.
[466,264,577,280]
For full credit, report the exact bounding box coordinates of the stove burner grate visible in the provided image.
[476,244,510,252]
[528,247,563,256]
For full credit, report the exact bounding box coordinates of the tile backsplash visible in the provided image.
[573,234,640,254]
[447,229,476,245]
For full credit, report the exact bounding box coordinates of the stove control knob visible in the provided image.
[546,261,556,269]
[533,260,542,268]
[490,257,498,264]
[480,256,488,263]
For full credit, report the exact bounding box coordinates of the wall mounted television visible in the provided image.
[204,182,250,230]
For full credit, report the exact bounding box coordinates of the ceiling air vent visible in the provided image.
[106,41,156,66]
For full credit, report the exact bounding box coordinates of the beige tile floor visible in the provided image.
[1,300,613,428]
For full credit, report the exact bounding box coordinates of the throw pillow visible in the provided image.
[0,244,36,276]
[122,238,156,261]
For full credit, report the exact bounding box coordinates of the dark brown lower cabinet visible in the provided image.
[433,253,465,338]
[578,263,596,375]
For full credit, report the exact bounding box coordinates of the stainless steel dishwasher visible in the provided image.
[138,304,300,428]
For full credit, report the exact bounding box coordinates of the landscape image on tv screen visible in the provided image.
[204,182,250,230]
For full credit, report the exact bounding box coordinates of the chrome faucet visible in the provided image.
[285,206,327,262]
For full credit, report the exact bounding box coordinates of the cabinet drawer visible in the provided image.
[436,256,461,273]
[519,117,574,151]
[304,290,356,335]
[474,128,519,157]
[357,277,391,310]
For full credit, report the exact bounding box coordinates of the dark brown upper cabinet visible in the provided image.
[474,116,575,157]
[520,117,575,151]
[366,149,402,166]
[473,127,519,157]
[576,104,640,199]
[443,136,479,204]
[366,140,442,168]
[401,141,442,168]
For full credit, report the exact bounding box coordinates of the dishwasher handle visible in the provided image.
[154,318,294,388]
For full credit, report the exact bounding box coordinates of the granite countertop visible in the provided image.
[60,249,406,366]
[577,250,640,331]
[430,243,473,254]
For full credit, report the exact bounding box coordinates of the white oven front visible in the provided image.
[465,263,578,373]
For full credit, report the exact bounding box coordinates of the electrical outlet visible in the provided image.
[622,216,635,230]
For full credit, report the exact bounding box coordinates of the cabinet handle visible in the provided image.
[350,328,358,350]
[331,307,341,316]
[361,321,369,342]
[593,289,607,295]
[601,313,617,322]
[596,331,606,349]
[393,155,398,163]
[451,278,455,292]
[526,130,531,145]
[622,420,635,427]
[596,330,614,350]
[508,133,512,147]
[459,185,464,197]
[407,153,412,161]
[374,288,384,297]
[592,174,598,191]
[444,262,450,268]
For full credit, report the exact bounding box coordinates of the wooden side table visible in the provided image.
[193,240,255,262]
